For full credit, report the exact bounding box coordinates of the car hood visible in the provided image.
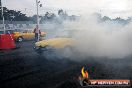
[35,38,75,48]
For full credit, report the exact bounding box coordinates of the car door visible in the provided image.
[22,30,29,39]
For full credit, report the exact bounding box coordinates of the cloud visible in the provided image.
[2,0,132,17]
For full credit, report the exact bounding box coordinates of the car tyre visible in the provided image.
[34,46,43,54]
[17,37,23,42]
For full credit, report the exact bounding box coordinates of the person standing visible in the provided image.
[33,25,41,42]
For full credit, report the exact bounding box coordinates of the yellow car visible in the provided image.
[34,31,77,54]
[4,30,46,42]
[34,38,76,54]
[13,30,46,42]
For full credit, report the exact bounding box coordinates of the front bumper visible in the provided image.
[33,45,55,52]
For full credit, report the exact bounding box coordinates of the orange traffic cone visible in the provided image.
[0,34,16,49]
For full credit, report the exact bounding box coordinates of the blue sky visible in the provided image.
[2,0,132,18]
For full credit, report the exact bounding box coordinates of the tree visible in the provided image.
[0,7,30,21]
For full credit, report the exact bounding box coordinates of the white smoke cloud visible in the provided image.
[59,15,132,58]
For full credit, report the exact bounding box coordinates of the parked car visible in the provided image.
[0,29,46,42]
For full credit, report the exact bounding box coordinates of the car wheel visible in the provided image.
[17,37,23,42]
[33,46,43,54]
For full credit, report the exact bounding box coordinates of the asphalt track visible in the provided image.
[0,41,132,88]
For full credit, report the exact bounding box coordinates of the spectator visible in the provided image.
[33,25,41,42]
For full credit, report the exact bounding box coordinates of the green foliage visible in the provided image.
[0,7,30,21]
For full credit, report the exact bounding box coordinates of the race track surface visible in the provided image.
[0,41,132,88]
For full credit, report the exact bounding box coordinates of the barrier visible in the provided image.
[0,34,16,49]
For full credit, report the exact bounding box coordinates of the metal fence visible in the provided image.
[0,20,34,31]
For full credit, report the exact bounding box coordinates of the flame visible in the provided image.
[81,67,89,78]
